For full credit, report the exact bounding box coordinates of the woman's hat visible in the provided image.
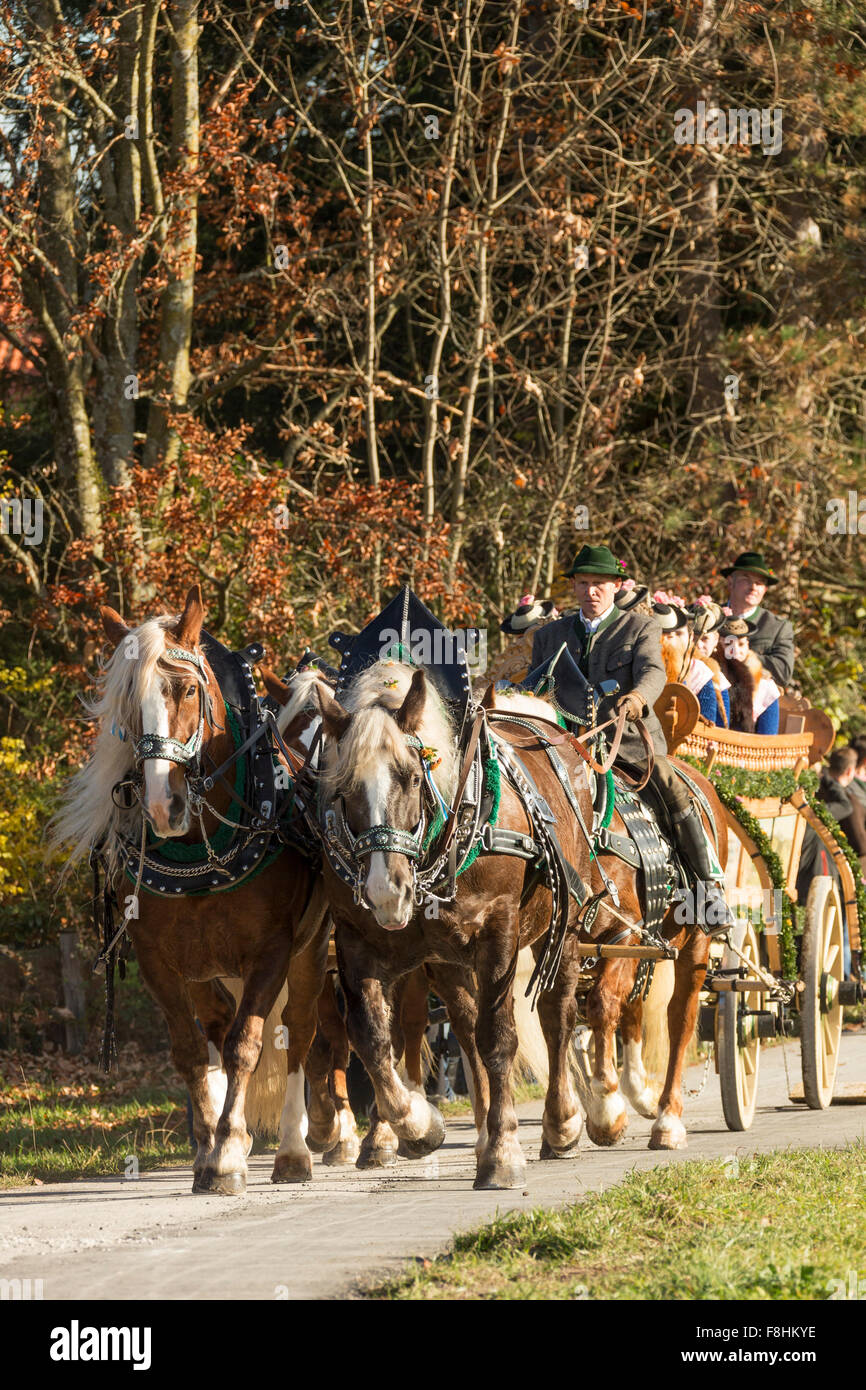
[687,600,725,634]
[564,543,627,579]
[720,616,757,639]
[614,583,649,612]
[720,550,779,586]
[500,594,558,635]
[652,601,688,631]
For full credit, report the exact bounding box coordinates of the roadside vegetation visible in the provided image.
[368,1145,866,1300]
[0,1047,189,1188]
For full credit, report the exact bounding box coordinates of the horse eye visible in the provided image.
[411,773,422,788]
[186,684,197,698]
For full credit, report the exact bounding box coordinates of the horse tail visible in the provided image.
[640,958,675,1097]
[220,977,288,1140]
[512,947,550,1089]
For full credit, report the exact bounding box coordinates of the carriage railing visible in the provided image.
[677,719,861,955]
[678,719,815,774]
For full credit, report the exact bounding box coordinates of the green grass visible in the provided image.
[0,1049,190,1187]
[367,1144,866,1300]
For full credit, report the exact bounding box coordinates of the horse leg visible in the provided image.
[199,956,289,1195]
[399,966,429,1093]
[394,966,431,1158]
[272,936,330,1183]
[352,979,401,1169]
[337,932,445,1165]
[535,940,584,1159]
[303,1021,340,1154]
[311,972,361,1166]
[583,960,630,1146]
[650,929,709,1150]
[473,932,525,1190]
[427,962,490,1153]
[134,950,219,1190]
[188,979,237,1140]
[619,991,661,1119]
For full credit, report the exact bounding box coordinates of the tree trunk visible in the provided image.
[677,0,721,425]
[143,0,200,469]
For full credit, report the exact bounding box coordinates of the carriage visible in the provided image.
[658,685,865,1130]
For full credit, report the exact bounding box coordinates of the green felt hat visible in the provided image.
[564,544,627,579]
[720,550,779,586]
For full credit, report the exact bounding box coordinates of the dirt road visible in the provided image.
[2,1034,865,1300]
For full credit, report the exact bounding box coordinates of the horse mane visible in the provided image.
[46,613,210,880]
[275,668,334,734]
[319,660,458,801]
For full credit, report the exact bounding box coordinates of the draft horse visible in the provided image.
[308,659,602,1190]
[310,663,729,1186]
[48,586,333,1194]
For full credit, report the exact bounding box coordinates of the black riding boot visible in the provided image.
[670,802,735,937]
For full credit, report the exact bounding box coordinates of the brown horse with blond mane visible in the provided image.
[48,586,334,1195]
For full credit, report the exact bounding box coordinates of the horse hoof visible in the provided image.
[398,1104,446,1159]
[306,1119,341,1154]
[356,1146,398,1169]
[539,1134,581,1160]
[624,1088,659,1120]
[323,1137,361,1166]
[305,1135,330,1155]
[193,1168,246,1196]
[649,1117,687,1151]
[271,1153,313,1183]
[585,1114,627,1148]
[473,1161,525,1191]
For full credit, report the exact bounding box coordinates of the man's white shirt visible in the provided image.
[579,602,616,633]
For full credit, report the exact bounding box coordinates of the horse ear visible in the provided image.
[395,668,426,733]
[172,584,205,647]
[100,605,130,648]
[316,685,351,740]
[260,666,289,705]
[480,682,496,710]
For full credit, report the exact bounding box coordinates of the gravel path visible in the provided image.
[2,1032,864,1300]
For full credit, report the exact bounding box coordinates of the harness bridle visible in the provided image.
[321,730,445,907]
[131,647,214,773]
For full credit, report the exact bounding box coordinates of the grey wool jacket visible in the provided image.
[742,606,794,688]
[529,608,668,764]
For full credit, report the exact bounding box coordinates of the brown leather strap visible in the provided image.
[598,704,628,771]
[488,705,653,786]
[610,720,655,791]
[437,708,485,855]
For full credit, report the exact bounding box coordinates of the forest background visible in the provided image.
[2,0,866,951]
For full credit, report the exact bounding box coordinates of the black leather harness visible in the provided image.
[112,630,315,899]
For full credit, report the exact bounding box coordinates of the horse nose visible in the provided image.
[168,793,187,830]
[365,853,414,925]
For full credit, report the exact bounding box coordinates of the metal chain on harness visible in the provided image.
[682,1047,712,1099]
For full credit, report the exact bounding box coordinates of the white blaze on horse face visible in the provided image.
[362,762,413,927]
[140,680,175,834]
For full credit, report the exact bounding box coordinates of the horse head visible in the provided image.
[317,665,449,932]
[99,584,223,838]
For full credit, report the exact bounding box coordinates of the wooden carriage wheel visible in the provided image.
[800,876,844,1110]
[717,921,762,1131]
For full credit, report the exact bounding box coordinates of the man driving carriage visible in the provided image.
[528,544,734,935]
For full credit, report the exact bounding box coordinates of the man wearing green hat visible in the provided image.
[529,543,734,934]
[722,551,794,688]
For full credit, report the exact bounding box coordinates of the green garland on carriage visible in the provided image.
[679,757,866,981]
